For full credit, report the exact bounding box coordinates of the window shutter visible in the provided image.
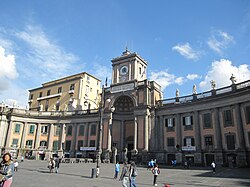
[191,116,193,125]
[184,138,187,146]
[183,117,185,125]
[191,138,195,146]
[173,118,175,126]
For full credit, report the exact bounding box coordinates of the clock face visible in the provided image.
[120,65,128,75]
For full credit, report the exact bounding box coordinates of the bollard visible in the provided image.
[91,168,96,178]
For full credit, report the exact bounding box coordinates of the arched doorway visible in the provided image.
[111,95,135,162]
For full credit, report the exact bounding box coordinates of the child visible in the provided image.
[114,162,120,179]
[14,160,19,171]
[152,164,160,186]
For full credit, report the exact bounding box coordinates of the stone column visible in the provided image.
[235,104,246,149]
[35,123,41,149]
[20,122,28,148]
[144,114,149,151]
[47,124,54,151]
[86,123,90,147]
[176,114,182,148]
[120,120,124,150]
[159,116,164,150]
[213,108,222,150]
[60,124,66,150]
[194,111,201,151]
[5,121,13,148]
[107,113,113,151]
[133,116,138,152]
[72,124,78,157]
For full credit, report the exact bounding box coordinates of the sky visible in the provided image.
[0,0,250,108]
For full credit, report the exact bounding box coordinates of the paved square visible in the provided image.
[12,160,250,187]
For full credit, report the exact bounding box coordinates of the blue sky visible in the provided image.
[0,0,250,107]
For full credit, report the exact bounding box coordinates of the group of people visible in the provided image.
[115,159,160,187]
[48,157,61,173]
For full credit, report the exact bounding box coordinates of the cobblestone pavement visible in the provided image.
[11,160,250,187]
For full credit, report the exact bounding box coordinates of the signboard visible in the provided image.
[80,147,96,151]
[111,83,134,93]
[182,146,196,151]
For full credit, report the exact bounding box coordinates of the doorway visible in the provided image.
[205,154,215,166]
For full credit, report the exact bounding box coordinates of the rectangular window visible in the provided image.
[90,125,96,136]
[29,125,35,134]
[183,116,193,126]
[205,136,213,146]
[78,125,85,136]
[30,94,33,100]
[58,87,62,93]
[70,84,75,91]
[203,113,212,128]
[12,139,18,146]
[139,67,142,74]
[54,126,61,136]
[224,110,233,126]
[246,106,250,124]
[226,134,235,150]
[26,140,33,146]
[184,137,195,146]
[67,126,72,136]
[77,140,84,151]
[53,141,59,151]
[47,90,51,96]
[65,140,71,151]
[14,124,21,133]
[165,118,175,128]
[167,138,175,147]
[39,92,43,98]
[40,141,47,147]
[41,125,48,134]
[89,140,95,147]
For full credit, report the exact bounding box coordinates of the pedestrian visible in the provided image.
[149,159,154,169]
[0,152,14,187]
[211,161,216,173]
[119,162,130,187]
[13,161,18,172]
[54,157,60,173]
[152,164,160,186]
[48,158,55,173]
[129,162,138,187]
[114,162,120,179]
[21,156,24,162]
[184,160,189,169]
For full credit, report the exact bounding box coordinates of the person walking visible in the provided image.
[211,161,216,173]
[0,152,15,187]
[152,164,160,186]
[13,161,18,172]
[54,157,60,173]
[114,162,120,179]
[48,158,55,173]
[129,162,138,187]
[119,162,130,187]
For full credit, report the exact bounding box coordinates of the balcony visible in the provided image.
[182,146,196,151]
[37,93,62,101]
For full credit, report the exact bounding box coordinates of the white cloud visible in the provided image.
[149,70,184,91]
[0,46,18,92]
[187,74,201,80]
[14,25,79,78]
[199,59,250,91]
[207,30,234,55]
[172,43,201,60]
[89,62,112,85]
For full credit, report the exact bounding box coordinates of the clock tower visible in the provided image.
[111,48,147,84]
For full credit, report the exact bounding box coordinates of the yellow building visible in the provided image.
[28,72,101,111]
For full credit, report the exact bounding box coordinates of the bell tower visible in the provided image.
[111,48,147,85]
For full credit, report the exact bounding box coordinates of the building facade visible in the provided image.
[28,72,101,111]
[0,50,250,167]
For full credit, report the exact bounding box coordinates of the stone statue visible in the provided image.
[230,74,236,85]
[210,80,216,90]
[193,84,197,94]
[176,89,179,97]
[39,104,43,111]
